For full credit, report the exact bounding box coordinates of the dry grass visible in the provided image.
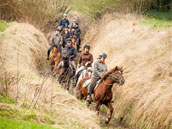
[83,13,172,129]
[0,23,100,129]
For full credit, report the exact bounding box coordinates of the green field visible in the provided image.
[0,117,57,129]
[0,21,8,32]
[141,10,172,29]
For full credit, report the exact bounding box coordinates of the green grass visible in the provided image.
[0,21,8,32]
[0,117,57,129]
[141,10,172,29]
[0,94,16,104]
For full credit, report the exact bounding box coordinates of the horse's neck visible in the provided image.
[103,77,114,90]
[63,59,69,67]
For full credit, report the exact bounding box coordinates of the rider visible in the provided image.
[86,52,108,103]
[73,22,81,51]
[61,26,71,47]
[47,29,63,60]
[65,38,77,69]
[70,19,76,30]
[59,13,70,28]
[73,44,93,86]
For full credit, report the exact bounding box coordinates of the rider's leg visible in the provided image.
[70,60,76,69]
[47,46,52,60]
[73,66,85,86]
[87,77,100,102]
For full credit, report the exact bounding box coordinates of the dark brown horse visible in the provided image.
[57,48,75,92]
[77,66,125,124]
[49,46,61,75]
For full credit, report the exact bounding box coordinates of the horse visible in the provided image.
[77,66,125,124]
[49,46,61,75]
[71,30,78,51]
[57,48,75,92]
[74,66,92,98]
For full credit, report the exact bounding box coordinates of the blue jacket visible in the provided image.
[66,45,76,61]
[59,19,70,27]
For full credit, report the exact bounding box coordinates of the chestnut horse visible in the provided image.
[77,66,125,124]
[49,46,61,75]
[71,29,77,51]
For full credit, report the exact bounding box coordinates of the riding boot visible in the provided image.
[72,70,81,87]
[86,77,99,103]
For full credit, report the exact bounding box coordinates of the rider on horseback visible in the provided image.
[65,38,77,70]
[72,44,93,86]
[86,52,108,103]
[59,13,70,28]
[73,22,81,52]
[47,29,63,60]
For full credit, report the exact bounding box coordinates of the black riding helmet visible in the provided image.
[84,44,90,49]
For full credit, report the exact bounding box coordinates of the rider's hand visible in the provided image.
[100,75,104,80]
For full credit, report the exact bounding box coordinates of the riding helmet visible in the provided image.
[66,38,72,43]
[84,44,90,49]
[99,52,107,58]
[64,13,67,17]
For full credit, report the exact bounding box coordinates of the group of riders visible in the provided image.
[47,13,108,103]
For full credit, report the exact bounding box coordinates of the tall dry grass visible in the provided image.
[0,23,100,128]
[84,14,172,129]
[0,0,70,32]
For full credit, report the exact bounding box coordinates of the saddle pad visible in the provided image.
[93,79,101,91]
[83,79,101,91]
[83,79,91,88]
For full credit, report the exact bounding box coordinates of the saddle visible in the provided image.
[83,79,101,91]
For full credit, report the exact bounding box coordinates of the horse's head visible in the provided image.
[86,67,92,77]
[51,47,58,57]
[112,66,125,85]
[102,66,125,86]
[61,48,69,60]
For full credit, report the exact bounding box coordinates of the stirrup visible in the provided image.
[86,95,92,104]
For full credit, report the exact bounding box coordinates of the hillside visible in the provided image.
[0,23,100,129]
[84,14,172,129]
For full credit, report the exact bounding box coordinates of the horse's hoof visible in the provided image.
[96,111,99,115]
[105,118,110,124]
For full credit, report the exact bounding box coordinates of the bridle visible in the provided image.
[103,71,123,86]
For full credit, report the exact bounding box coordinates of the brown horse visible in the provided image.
[49,46,61,75]
[57,48,75,92]
[72,36,77,50]
[71,29,78,50]
[77,66,125,124]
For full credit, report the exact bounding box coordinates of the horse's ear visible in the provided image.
[114,66,118,71]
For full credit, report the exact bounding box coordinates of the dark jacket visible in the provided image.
[59,19,70,27]
[66,45,76,61]
[74,27,81,36]
[78,52,93,67]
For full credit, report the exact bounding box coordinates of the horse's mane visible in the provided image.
[101,66,123,80]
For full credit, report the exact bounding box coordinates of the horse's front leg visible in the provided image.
[105,102,113,124]
[52,61,59,76]
[95,101,101,115]
[66,79,70,92]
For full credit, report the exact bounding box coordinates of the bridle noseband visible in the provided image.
[103,71,123,86]
[111,72,123,83]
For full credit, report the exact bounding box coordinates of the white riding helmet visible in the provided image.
[64,13,67,17]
